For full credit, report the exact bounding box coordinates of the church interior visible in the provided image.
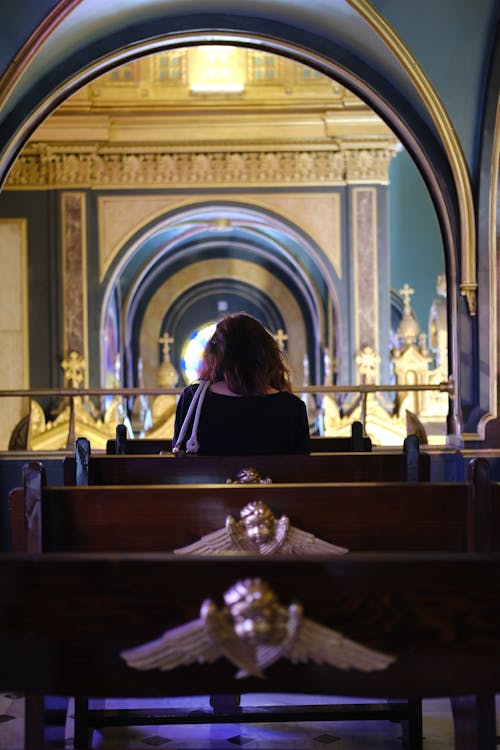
[1,42,450,452]
[0,1,499,748]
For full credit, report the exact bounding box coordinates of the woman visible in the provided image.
[173,313,310,454]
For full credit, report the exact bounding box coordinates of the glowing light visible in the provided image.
[181,322,217,383]
[189,46,245,94]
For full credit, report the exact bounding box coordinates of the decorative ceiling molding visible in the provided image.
[5,143,396,191]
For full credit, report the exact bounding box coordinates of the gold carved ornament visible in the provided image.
[121,577,394,679]
[173,500,348,556]
[225,466,272,484]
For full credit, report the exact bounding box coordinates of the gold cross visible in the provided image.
[159,331,175,360]
[274,328,288,350]
[61,351,85,388]
[399,283,415,313]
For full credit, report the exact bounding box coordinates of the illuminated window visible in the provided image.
[181,322,217,383]
[155,52,186,83]
[299,66,324,81]
[247,51,280,84]
[189,47,245,93]
[108,64,134,83]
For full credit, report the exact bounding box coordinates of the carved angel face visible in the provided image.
[240,502,275,545]
[225,578,288,646]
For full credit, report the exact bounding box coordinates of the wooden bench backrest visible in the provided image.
[9,458,494,554]
[107,421,372,454]
[67,435,428,486]
[1,552,499,701]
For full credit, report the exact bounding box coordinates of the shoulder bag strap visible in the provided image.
[172,380,210,454]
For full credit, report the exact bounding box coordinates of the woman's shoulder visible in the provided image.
[179,382,202,402]
[184,381,207,393]
[277,389,303,399]
[272,390,306,407]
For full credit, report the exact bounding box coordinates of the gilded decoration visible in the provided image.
[21,352,127,451]
[121,577,394,679]
[173,500,348,556]
[322,277,450,445]
[6,144,395,191]
[226,467,272,484]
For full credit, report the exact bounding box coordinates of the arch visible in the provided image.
[0,2,473,298]
[139,257,307,387]
[160,278,287,385]
[98,201,340,389]
[0,0,480,437]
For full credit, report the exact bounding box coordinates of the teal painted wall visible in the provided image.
[389,150,444,333]
[372,0,498,172]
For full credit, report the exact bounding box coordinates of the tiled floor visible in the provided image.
[0,692,498,749]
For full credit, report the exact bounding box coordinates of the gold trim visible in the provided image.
[345,0,476,316]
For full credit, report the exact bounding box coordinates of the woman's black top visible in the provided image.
[173,383,310,454]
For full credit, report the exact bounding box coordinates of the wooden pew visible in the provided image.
[7,458,495,749]
[311,430,372,451]
[9,460,491,555]
[0,552,498,750]
[107,421,372,454]
[67,434,427,486]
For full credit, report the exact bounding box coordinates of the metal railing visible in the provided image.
[0,380,453,450]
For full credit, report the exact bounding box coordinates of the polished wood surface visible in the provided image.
[107,422,372,454]
[64,443,429,486]
[10,475,480,554]
[0,552,498,701]
[6,458,496,749]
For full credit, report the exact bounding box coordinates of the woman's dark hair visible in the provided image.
[198,313,292,395]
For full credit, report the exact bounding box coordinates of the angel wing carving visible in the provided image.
[285,605,395,672]
[121,578,394,680]
[121,598,264,678]
[280,527,348,555]
[121,611,219,672]
[173,501,348,555]
[173,526,236,555]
